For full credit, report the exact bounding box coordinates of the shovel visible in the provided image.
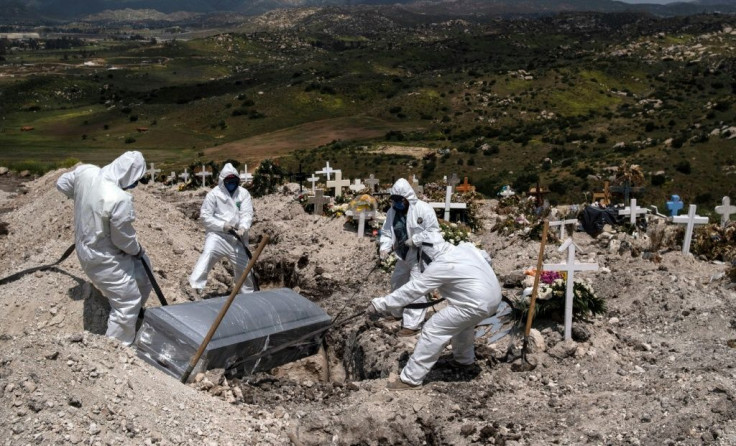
[137,250,168,307]
[0,243,76,286]
[228,228,260,291]
[512,219,549,372]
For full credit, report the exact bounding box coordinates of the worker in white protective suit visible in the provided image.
[367,241,501,390]
[189,163,255,295]
[379,178,445,336]
[56,151,152,346]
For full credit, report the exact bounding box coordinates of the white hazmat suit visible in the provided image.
[379,178,444,330]
[56,151,152,346]
[189,163,255,294]
[371,241,502,386]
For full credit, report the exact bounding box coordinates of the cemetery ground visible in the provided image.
[1,170,736,445]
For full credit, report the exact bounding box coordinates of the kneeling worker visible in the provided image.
[367,240,501,390]
[189,163,255,294]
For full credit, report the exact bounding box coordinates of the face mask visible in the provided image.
[392,200,406,211]
[224,181,239,193]
[123,180,138,190]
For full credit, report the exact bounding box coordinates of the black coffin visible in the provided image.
[134,288,332,380]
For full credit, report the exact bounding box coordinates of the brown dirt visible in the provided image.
[1,169,735,445]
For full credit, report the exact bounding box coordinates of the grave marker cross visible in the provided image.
[289,163,308,192]
[618,198,649,226]
[543,238,599,341]
[196,165,212,188]
[307,190,330,216]
[715,196,736,227]
[349,179,366,193]
[364,174,380,193]
[178,168,190,183]
[592,181,611,206]
[326,170,350,197]
[239,164,254,185]
[610,179,644,206]
[455,177,475,194]
[316,162,335,181]
[356,211,375,238]
[307,174,320,194]
[549,218,578,239]
[429,186,467,221]
[672,204,709,254]
[146,163,161,183]
[666,194,684,217]
[530,181,547,207]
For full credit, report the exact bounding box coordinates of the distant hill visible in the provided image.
[2,0,736,23]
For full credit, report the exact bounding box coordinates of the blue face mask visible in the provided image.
[123,180,138,190]
[392,200,406,211]
[224,181,238,193]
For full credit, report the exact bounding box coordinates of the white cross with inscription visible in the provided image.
[364,174,379,193]
[672,204,708,254]
[307,174,320,194]
[549,218,578,239]
[715,196,736,228]
[429,185,467,221]
[618,198,649,226]
[179,168,190,183]
[196,165,212,188]
[543,238,599,341]
[239,164,253,184]
[326,170,350,197]
[146,163,161,183]
[349,179,366,193]
[316,162,335,181]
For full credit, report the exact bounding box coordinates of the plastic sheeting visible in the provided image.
[135,288,331,380]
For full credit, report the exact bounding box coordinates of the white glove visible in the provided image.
[405,238,415,248]
[365,303,381,321]
[379,250,390,260]
[223,223,234,233]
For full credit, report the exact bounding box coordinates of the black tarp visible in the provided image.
[580,205,625,236]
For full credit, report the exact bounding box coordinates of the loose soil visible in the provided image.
[1,169,735,445]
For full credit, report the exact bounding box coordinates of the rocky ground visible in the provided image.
[1,168,735,445]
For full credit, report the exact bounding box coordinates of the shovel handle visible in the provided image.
[180,235,269,383]
[523,220,550,337]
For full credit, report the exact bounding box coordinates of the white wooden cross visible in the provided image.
[429,185,467,221]
[549,218,578,239]
[349,179,366,193]
[498,185,515,198]
[178,168,190,183]
[167,171,176,183]
[316,161,335,181]
[146,163,161,183]
[308,189,330,216]
[196,164,212,188]
[364,174,379,193]
[307,174,320,194]
[715,196,736,227]
[356,211,375,238]
[543,238,599,341]
[239,164,253,184]
[618,198,649,226]
[672,204,708,254]
[326,170,350,197]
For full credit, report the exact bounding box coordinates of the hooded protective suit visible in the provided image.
[379,178,444,330]
[189,163,255,294]
[56,151,151,346]
[371,241,501,386]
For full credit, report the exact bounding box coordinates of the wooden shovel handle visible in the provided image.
[523,220,550,337]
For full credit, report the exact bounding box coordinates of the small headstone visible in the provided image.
[429,186,467,221]
[326,170,350,197]
[316,161,335,181]
[543,238,599,341]
[307,190,330,216]
[715,196,736,227]
[672,204,708,254]
[666,195,684,216]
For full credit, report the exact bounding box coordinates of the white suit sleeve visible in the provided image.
[200,192,226,232]
[238,190,254,230]
[56,171,76,199]
[109,199,141,255]
[379,210,394,252]
[372,262,446,312]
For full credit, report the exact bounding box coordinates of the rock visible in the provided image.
[548,340,577,359]
[528,329,546,352]
[460,424,477,437]
[68,333,84,343]
[0,167,8,175]
[89,422,101,435]
[19,170,31,177]
[608,317,620,325]
[571,325,591,342]
[68,396,82,408]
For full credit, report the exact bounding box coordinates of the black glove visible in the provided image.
[136,245,146,258]
[365,303,381,321]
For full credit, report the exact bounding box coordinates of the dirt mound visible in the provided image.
[2,169,736,445]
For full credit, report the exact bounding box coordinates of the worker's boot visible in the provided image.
[397,327,420,337]
[386,379,421,391]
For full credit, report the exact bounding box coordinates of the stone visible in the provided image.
[460,424,477,436]
[68,396,82,408]
[548,340,577,359]
[528,329,546,353]
[0,167,8,175]
[571,325,591,342]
